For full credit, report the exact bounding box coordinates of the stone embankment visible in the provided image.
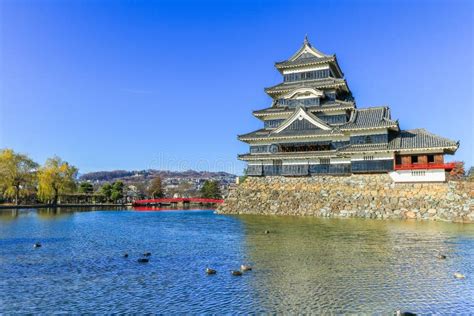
[217,175,474,223]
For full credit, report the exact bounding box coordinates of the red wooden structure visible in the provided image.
[394,162,456,171]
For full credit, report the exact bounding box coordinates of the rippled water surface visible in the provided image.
[0,208,473,313]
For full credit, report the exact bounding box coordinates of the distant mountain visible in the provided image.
[79,169,237,183]
[79,170,135,182]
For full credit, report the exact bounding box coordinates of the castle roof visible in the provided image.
[275,56,336,69]
[238,151,338,161]
[388,129,459,153]
[341,107,398,131]
[336,129,459,154]
[238,127,344,142]
[265,78,349,96]
[253,100,355,117]
[274,36,344,77]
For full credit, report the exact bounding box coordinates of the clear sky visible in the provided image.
[0,0,472,175]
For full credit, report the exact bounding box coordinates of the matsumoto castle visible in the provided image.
[238,36,459,182]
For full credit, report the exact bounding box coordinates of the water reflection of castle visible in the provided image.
[238,215,463,313]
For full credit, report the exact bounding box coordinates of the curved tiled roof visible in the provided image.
[275,55,336,69]
[341,107,398,130]
[238,127,343,141]
[265,78,349,95]
[273,37,344,76]
[238,151,338,161]
[253,101,355,117]
[324,129,458,154]
[388,129,458,151]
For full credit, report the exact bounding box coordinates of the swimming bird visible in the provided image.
[231,270,243,276]
[206,268,217,275]
[143,252,151,257]
[240,265,252,272]
[437,254,447,259]
[137,258,149,263]
[123,253,129,258]
[33,242,42,248]
[395,311,417,316]
[454,272,465,279]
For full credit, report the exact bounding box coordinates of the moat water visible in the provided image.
[1,208,473,313]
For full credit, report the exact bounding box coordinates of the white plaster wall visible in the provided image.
[389,169,446,183]
[351,153,394,161]
[282,65,329,74]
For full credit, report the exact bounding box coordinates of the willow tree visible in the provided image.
[147,176,164,198]
[0,149,38,205]
[37,156,78,205]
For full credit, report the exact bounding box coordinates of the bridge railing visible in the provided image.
[133,198,224,206]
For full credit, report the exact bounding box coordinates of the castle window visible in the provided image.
[326,93,336,101]
[427,155,435,163]
[320,158,330,165]
[283,69,330,82]
[364,136,373,144]
[411,170,426,177]
[411,155,419,164]
[363,156,374,160]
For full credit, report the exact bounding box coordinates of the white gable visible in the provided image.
[283,88,324,100]
[288,36,330,61]
[292,45,325,60]
[273,107,331,134]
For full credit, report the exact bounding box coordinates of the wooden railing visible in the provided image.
[394,163,456,171]
[133,198,224,206]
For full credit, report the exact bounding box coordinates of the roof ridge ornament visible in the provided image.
[304,34,309,45]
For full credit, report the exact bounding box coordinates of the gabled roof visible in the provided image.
[388,129,459,153]
[282,87,324,99]
[287,35,331,61]
[252,100,356,118]
[341,106,398,131]
[265,78,349,96]
[274,36,344,77]
[272,107,331,134]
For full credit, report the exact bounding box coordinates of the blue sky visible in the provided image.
[0,0,472,175]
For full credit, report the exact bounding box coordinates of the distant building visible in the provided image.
[239,36,459,182]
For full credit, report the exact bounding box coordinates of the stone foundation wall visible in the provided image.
[217,175,474,223]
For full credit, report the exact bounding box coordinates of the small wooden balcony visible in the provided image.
[394,163,456,171]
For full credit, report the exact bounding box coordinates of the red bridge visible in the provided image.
[132,198,224,207]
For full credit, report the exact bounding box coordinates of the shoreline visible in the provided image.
[0,203,131,210]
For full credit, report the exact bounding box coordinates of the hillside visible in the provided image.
[79,169,236,184]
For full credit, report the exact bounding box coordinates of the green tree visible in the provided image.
[0,149,38,205]
[111,181,124,202]
[200,180,222,199]
[78,182,94,194]
[147,176,164,198]
[100,181,124,203]
[100,182,113,202]
[37,156,78,205]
